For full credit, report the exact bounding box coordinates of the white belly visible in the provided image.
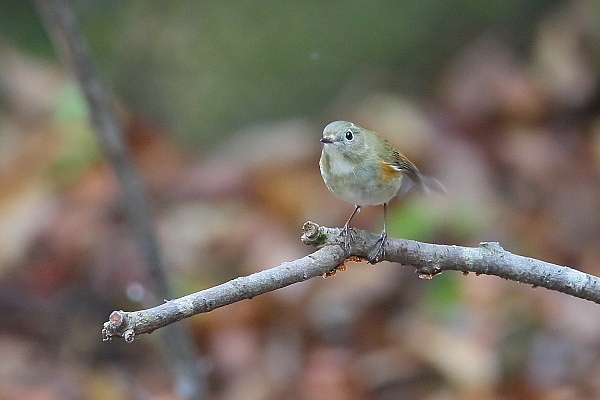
[320,150,403,206]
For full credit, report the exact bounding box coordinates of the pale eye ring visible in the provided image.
[345,130,354,141]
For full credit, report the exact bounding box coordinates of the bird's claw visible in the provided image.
[368,229,387,264]
[340,224,354,252]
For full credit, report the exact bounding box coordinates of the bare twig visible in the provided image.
[35,1,206,399]
[103,243,347,341]
[102,221,600,341]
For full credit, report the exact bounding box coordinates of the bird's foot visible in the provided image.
[339,223,354,252]
[368,229,387,264]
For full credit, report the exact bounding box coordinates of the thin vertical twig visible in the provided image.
[34,1,206,399]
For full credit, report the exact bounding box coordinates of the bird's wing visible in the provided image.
[388,149,422,184]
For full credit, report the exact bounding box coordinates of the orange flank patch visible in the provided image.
[378,161,402,181]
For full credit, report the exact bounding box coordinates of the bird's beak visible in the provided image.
[320,137,334,144]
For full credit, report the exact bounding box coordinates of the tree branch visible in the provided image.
[103,221,600,341]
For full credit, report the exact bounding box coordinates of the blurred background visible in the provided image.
[2,0,600,399]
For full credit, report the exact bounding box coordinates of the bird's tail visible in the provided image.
[415,172,447,195]
[398,170,446,197]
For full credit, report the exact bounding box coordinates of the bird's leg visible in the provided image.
[368,203,388,264]
[340,205,360,251]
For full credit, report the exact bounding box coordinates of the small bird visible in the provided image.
[319,120,445,263]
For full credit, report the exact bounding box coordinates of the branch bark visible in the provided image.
[103,221,600,341]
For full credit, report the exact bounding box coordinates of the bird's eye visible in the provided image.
[345,130,354,141]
